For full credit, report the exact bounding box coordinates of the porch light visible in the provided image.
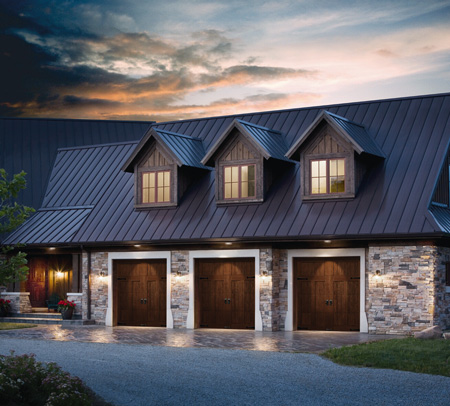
[134,244,141,248]
[324,240,331,243]
[49,247,56,251]
[99,271,106,278]
[374,270,381,280]
[56,271,64,278]
[225,242,233,245]
[175,270,182,280]
[261,270,268,279]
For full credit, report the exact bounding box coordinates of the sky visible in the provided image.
[1,0,450,123]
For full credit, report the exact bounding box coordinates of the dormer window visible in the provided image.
[224,164,255,199]
[311,158,345,195]
[286,110,384,201]
[142,170,171,204]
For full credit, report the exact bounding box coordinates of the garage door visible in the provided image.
[114,260,166,327]
[294,257,360,331]
[195,258,255,329]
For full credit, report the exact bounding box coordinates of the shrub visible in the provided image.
[0,351,92,406]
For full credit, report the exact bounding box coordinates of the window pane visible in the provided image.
[225,183,231,198]
[164,186,170,202]
[337,178,345,193]
[248,181,255,197]
[232,166,239,182]
[330,178,337,193]
[248,165,255,181]
[149,188,155,203]
[224,167,231,182]
[143,188,148,203]
[143,173,149,188]
[157,186,164,202]
[164,171,170,186]
[311,161,318,177]
[232,183,238,198]
[241,165,248,182]
[319,160,326,176]
[319,177,327,193]
[330,160,337,176]
[241,181,248,198]
[312,178,319,194]
[338,159,345,176]
[149,173,155,187]
[158,172,164,185]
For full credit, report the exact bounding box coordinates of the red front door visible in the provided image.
[26,257,48,307]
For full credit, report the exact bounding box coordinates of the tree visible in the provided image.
[0,169,35,286]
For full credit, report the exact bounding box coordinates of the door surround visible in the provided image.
[106,251,172,328]
[286,248,368,333]
[188,249,262,331]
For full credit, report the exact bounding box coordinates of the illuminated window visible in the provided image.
[224,165,255,199]
[311,159,345,194]
[142,170,170,203]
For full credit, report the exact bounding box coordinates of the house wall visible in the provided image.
[366,244,449,334]
[80,245,449,334]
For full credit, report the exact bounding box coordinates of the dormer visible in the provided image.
[122,128,209,209]
[202,119,293,205]
[286,111,385,201]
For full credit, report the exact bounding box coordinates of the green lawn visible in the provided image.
[323,337,450,377]
[0,323,37,330]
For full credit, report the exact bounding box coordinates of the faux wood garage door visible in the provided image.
[114,260,166,327]
[294,257,360,331]
[195,258,255,329]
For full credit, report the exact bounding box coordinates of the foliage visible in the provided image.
[0,322,37,330]
[0,298,11,310]
[323,337,450,377]
[0,351,92,406]
[0,169,35,286]
[57,300,76,312]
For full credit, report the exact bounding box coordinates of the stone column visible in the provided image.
[171,250,189,328]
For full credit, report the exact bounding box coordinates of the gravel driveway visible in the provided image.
[0,338,448,406]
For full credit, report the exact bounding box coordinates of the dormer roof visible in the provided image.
[202,119,291,167]
[122,127,209,172]
[286,110,385,160]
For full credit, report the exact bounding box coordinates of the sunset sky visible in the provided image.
[1,0,450,122]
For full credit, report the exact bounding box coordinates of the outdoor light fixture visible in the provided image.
[56,271,63,278]
[99,271,106,278]
[175,270,182,280]
[134,244,141,248]
[374,270,381,280]
[324,240,331,243]
[225,242,233,246]
[261,270,268,279]
[49,247,56,251]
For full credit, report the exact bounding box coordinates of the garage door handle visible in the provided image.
[224,298,231,304]
[329,300,332,306]
[140,298,143,304]
[143,298,147,304]
[325,300,329,305]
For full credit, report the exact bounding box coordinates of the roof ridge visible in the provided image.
[153,128,203,141]
[0,117,154,124]
[57,140,138,152]
[236,119,283,134]
[325,111,366,129]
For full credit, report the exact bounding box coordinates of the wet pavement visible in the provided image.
[0,325,395,353]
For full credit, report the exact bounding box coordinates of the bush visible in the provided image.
[0,351,92,406]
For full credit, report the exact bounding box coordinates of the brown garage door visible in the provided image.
[195,258,255,329]
[294,257,360,331]
[114,260,166,327]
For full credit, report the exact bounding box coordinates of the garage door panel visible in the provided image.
[295,257,360,331]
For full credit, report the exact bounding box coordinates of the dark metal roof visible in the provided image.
[429,204,450,233]
[0,118,152,209]
[286,110,385,159]
[6,93,450,245]
[202,119,291,166]
[122,127,208,172]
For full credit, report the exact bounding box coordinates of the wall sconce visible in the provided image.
[175,270,182,281]
[56,271,64,278]
[374,270,381,280]
[99,271,106,278]
[261,270,268,279]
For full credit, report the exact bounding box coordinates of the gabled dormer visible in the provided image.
[202,119,293,205]
[286,111,384,201]
[122,128,209,208]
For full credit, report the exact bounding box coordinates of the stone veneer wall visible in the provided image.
[273,249,288,330]
[0,292,32,313]
[435,247,450,329]
[82,252,108,324]
[66,293,82,316]
[367,245,445,334]
[171,250,189,328]
[259,248,274,331]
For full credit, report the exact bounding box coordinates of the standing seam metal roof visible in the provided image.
[4,93,450,245]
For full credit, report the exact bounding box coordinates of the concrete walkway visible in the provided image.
[0,335,448,406]
[0,324,393,352]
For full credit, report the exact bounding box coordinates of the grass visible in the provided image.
[0,323,37,330]
[323,337,450,377]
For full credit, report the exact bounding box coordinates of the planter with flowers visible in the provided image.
[57,299,76,320]
[0,299,11,317]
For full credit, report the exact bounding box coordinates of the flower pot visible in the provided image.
[0,308,8,317]
[61,308,74,320]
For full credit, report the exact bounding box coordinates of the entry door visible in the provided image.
[196,258,255,329]
[26,257,47,307]
[294,257,360,331]
[115,260,166,327]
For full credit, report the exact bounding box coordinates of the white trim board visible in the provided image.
[106,251,172,328]
[188,249,263,331]
[286,248,368,333]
